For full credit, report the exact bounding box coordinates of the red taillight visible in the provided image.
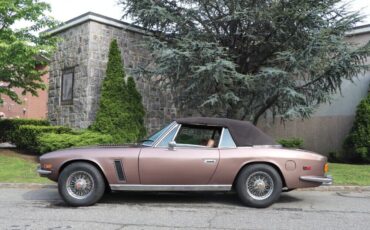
[303,166,312,170]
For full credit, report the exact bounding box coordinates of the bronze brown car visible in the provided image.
[37,117,332,208]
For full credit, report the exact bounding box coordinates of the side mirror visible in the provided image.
[168,141,177,151]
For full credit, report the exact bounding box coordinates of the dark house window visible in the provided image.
[61,69,74,104]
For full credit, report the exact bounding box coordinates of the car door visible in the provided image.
[139,124,221,185]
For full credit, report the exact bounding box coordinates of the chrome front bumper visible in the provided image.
[300,175,333,185]
[37,165,52,177]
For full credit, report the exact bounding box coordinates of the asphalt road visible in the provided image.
[0,188,369,230]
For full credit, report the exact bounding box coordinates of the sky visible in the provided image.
[41,0,370,25]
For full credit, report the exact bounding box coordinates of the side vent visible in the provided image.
[114,160,126,181]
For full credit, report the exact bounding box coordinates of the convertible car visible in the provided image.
[37,117,332,208]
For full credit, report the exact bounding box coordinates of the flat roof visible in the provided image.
[346,23,370,36]
[44,12,149,35]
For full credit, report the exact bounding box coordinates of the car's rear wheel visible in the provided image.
[236,164,282,208]
[58,162,105,206]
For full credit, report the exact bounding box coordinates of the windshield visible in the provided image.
[141,122,175,146]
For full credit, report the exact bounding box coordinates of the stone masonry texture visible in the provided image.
[48,21,177,133]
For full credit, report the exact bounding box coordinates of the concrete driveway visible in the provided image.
[0,187,369,230]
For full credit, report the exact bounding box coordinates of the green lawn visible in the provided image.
[0,151,50,184]
[329,163,370,186]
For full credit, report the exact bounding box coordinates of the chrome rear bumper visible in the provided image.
[37,165,52,177]
[300,175,333,185]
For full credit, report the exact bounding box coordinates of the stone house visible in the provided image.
[46,12,370,155]
[46,12,176,132]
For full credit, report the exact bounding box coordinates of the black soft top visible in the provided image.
[175,117,277,146]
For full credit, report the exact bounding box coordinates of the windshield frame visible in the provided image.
[141,122,177,147]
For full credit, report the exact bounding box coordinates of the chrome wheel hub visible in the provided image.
[75,179,87,190]
[66,171,94,200]
[255,180,266,191]
[246,171,274,200]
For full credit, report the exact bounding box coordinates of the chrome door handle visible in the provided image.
[204,159,216,164]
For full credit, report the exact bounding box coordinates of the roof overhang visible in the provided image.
[346,24,370,36]
[44,12,150,36]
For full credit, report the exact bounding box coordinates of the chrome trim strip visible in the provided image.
[109,184,232,191]
[37,166,52,176]
[218,128,225,148]
[218,128,237,149]
[300,175,333,185]
[153,122,178,147]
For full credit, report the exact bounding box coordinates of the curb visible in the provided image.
[299,186,370,192]
[0,183,369,192]
[0,183,56,189]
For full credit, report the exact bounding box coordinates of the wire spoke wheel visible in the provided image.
[66,171,95,200]
[246,171,274,200]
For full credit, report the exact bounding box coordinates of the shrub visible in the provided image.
[0,119,50,143]
[37,131,114,154]
[277,138,304,149]
[127,76,146,139]
[13,125,72,152]
[91,39,146,144]
[343,93,370,163]
[327,151,344,163]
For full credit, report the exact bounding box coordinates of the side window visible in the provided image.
[157,125,178,147]
[175,125,221,148]
[219,128,237,148]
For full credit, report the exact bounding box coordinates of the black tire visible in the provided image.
[236,164,282,208]
[58,162,105,206]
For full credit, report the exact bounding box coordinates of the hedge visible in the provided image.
[0,119,50,143]
[277,138,304,149]
[13,125,72,152]
[37,131,114,154]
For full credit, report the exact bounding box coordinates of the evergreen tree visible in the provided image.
[343,92,370,162]
[91,40,146,143]
[127,77,146,138]
[120,0,370,124]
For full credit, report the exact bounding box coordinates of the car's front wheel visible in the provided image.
[58,162,105,206]
[236,164,282,208]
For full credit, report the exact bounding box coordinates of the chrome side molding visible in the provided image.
[110,184,232,191]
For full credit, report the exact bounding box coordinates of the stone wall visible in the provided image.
[48,20,177,133]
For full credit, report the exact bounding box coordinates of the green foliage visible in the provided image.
[91,40,146,143]
[343,93,370,162]
[13,125,72,152]
[120,0,370,124]
[277,138,304,149]
[0,119,50,143]
[37,131,114,154]
[327,151,344,163]
[0,0,57,104]
[127,76,146,138]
